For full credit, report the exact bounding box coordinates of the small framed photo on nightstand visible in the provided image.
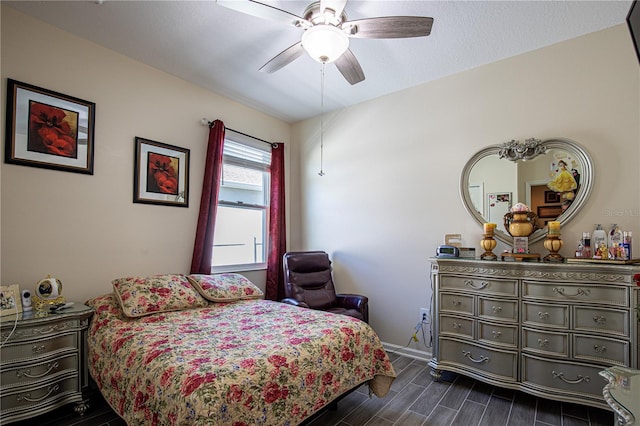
[0,284,23,316]
[513,237,529,254]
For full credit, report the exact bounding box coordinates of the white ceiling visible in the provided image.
[5,0,633,123]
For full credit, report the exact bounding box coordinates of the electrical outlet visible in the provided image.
[420,308,430,323]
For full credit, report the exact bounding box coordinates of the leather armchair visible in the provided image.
[282,251,368,323]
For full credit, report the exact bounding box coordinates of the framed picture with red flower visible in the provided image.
[5,79,95,174]
[134,137,189,207]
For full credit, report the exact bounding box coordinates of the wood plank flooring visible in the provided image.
[9,352,615,426]
[305,352,615,426]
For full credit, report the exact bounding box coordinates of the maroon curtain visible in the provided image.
[265,143,286,300]
[190,120,225,274]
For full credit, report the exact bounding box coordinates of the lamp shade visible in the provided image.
[301,24,349,63]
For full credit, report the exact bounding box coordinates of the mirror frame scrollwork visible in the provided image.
[460,138,594,245]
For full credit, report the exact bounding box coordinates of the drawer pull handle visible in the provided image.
[451,300,461,307]
[552,287,591,297]
[465,280,489,290]
[492,331,502,339]
[491,306,502,314]
[16,384,60,402]
[452,322,462,329]
[593,344,607,354]
[16,362,60,378]
[32,345,46,354]
[552,371,590,384]
[537,338,549,347]
[593,316,606,325]
[462,350,489,364]
[538,312,550,320]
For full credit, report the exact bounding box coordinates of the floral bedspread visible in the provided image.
[86,294,396,426]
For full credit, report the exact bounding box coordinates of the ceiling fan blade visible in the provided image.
[344,16,433,39]
[320,0,347,17]
[259,42,306,73]
[217,0,306,27]
[334,49,365,85]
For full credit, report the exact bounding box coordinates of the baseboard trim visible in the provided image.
[382,342,432,362]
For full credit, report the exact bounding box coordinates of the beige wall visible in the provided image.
[2,5,639,357]
[0,6,290,303]
[291,24,639,356]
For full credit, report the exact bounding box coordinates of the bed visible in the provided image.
[85,273,396,425]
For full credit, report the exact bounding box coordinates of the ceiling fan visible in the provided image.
[217,0,434,85]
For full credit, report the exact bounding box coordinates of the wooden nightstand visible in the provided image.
[0,303,93,424]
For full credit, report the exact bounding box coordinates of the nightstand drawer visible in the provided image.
[1,318,84,342]
[1,353,78,388]
[1,333,77,365]
[0,374,80,416]
[522,302,568,329]
[440,275,517,297]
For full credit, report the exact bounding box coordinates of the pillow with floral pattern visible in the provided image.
[187,273,264,302]
[112,274,208,318]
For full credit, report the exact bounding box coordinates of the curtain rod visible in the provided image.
[201,118,279,148]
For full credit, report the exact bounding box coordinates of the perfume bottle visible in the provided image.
[582,232,591,258]
[575,239,585,257]
[593,224,607,258]
[623,231,633,260]
[609,224,622,249]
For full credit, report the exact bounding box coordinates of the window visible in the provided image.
[212,134,271,271]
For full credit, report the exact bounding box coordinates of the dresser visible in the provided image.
[0,304,93,424]
[429,258,640,410]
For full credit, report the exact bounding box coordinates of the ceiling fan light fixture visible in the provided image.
[302,24,349,63]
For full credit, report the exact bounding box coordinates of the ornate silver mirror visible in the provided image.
[460,138,594,245]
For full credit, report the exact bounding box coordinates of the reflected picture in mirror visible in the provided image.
[460,138,594,245]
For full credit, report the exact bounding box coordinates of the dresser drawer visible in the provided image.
[521,355,606,402]
[440,293,474,315]
[522,282,628,307]
[1,333,77,365]
[440,275,517,297]
[439,337,517,382]
[522,328,569,357]
[574,307,628,337]
[478,297,518,322]
[440,314,474,339]
[0,374,81,417]
[0,353,78,388]
[522,302,568,329]
[478,321,518,348]
[573,334,629,366]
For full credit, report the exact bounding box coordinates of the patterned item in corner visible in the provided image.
[86,294,396,426]
[187,273,264,302]
[112,274,208,318]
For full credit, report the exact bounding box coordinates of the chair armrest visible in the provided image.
[336,294,369,323]
[336,294,368,310]
[281,298,310,309]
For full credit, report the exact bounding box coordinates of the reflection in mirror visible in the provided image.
[460,138,594,245]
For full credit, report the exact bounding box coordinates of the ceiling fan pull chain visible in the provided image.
[318,63,325,176]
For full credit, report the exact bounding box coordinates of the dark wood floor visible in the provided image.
[9,353,615,426]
